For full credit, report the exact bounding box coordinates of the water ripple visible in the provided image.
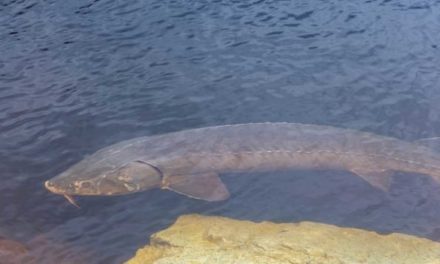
[1,0,440,263]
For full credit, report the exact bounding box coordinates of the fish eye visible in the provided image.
[80,181,92,189]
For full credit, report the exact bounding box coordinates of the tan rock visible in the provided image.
[126,214,440,264]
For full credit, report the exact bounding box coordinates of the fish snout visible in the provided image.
[45,180,56,193]
[44,180,64,195]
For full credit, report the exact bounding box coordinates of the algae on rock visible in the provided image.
[126,214,440,264]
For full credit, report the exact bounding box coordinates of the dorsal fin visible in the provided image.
[414,137,440,152]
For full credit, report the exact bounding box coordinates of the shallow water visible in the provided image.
[1,0,440,263]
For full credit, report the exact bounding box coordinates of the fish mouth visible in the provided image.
[45,181,80,208]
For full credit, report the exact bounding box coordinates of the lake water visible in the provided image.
[1,0,440,263]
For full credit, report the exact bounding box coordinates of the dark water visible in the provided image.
[1,0,440,263]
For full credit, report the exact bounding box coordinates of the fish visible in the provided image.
[45,122,440,203]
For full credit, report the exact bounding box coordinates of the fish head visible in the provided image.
[45,156,163,196]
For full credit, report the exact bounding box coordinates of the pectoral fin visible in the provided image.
[162,173,230,202]
[350,168,393,191]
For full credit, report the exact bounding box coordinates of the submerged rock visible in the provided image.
[126,214,440,264]
[0,238,28,264]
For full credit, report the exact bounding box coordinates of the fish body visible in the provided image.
[45,123,440,201]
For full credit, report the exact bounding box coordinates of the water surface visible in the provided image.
[1,0,440,263]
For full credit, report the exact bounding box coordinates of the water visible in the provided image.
[1,0,440,263]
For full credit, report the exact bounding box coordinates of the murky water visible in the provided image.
[1,0,440,263]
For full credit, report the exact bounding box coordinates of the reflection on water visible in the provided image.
[1,0,440,263]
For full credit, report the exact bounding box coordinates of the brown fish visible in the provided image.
[45,122,440,202]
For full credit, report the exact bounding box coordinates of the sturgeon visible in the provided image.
[45,122,440,202]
